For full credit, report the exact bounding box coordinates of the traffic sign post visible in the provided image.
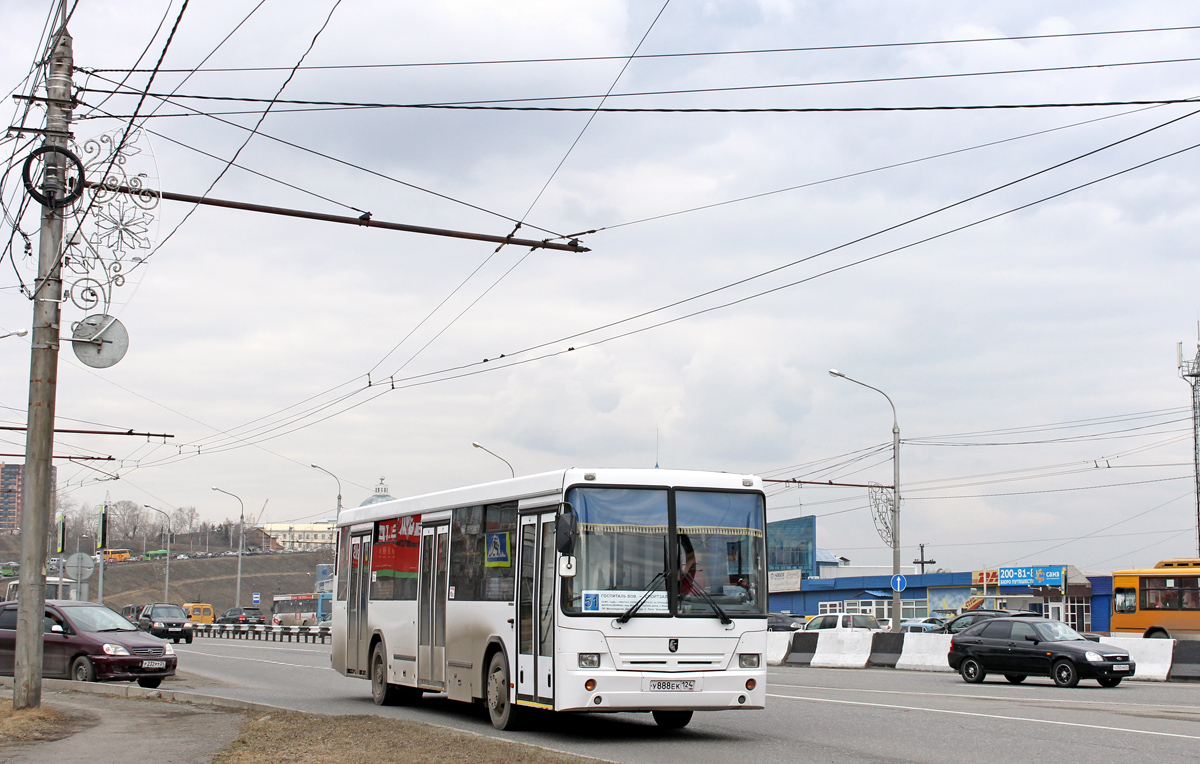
[890,574,907,593]
[252,592,260,606]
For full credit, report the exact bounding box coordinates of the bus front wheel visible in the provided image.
[371,645,419,706]
[652,710,693,729]
[486,651,522,730]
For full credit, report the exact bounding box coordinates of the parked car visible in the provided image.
[217,607,265,625]
[948,617,1135,687]
[899,621,938,633]
[768,612,806,631]
[930,609,1039,635]
[805,613,884,632]
[0,600,177,688]
[137,603,193,643]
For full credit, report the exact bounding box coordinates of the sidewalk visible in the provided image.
[1,681,247,764]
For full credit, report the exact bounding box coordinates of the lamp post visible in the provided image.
[0,329,28,340]
[144,505,171,602]
[310,463,343,518]
[830,369,902,630]
[212,487,244,607]
[472,442,515,478]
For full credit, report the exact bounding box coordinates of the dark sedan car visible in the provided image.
[948,617,1135,687]
[931,609,1039,635]
[0,600,177,688]
[768,612,806,631]
[137,603,193,643]
[217,606,265,625]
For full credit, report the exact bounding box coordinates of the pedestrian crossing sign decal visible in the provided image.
[485,532,511,567]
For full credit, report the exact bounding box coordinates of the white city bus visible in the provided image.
[332,468,767,730]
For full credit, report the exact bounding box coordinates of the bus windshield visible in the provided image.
[562,486,765,618]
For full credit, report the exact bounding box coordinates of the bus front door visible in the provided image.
[516,512,556,707]
[418,523,449,689]
[345,532,372,676]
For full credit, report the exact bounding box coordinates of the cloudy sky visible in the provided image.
[3,0,1199,574]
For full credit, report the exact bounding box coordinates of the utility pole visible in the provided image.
[1180,340,1200,557]
[14,13,72,710]
[913,543,936,575]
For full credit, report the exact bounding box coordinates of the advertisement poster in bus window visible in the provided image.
[372,516,421,600]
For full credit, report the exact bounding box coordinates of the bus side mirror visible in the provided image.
[558,556,577,578]
[556,505,576,555]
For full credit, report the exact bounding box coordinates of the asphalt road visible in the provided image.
[170,639,1200,764]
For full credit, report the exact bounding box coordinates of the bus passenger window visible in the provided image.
[1113,588,1136,614]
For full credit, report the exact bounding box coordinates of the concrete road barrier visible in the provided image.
[1170,640,1200,680]
[767,631,794,666]
[868,633,903,668]
[894,633,954,672]
[811,631,873,668]
[1099,636,1173,681]
[785,631,819,666]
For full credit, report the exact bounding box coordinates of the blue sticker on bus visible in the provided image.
[485,532,511,567]
[584,593,599,611]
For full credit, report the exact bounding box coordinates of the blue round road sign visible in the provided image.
[891,574,907,593]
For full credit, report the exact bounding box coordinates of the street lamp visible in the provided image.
[211,487,245,607]
[310,463,343,518]
[144,505,171,602]
[472,442,515,478]
[0,329,28,340]
[830,369,902,630]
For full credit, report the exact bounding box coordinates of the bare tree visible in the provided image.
[171,506,198,535]
[109,499,145,544]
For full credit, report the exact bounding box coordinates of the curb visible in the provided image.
[0,675,298,715]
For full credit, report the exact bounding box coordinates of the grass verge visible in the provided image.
[0,705,82,744]
[214,711,607,764]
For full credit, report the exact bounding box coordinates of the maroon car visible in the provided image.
[0,600,177,688]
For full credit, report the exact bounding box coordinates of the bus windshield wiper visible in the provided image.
[616,569,669,624]
[680,571,733,625]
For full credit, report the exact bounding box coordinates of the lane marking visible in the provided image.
[181,649,333,670]
[181,641,329,655]
[767,692,1200,740]
[766,681,1200,712]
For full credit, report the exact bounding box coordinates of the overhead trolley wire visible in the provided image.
[78,22,1200,73]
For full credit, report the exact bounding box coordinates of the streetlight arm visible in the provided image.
[829,370,897,429]
[472,442,515,478]
[310,463,344,516]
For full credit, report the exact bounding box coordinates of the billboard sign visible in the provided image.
[998,566,1064,587]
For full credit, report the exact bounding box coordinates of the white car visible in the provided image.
[805,613,884,633]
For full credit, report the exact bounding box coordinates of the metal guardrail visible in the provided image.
[192,623,330,644]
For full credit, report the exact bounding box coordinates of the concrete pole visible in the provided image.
[829,370,902,631]
[144,506,170,602]
[212,488,244,607]
[14,21,72,711]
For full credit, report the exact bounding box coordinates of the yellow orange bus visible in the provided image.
[103,549,131,562]
[1111,559,1200,639]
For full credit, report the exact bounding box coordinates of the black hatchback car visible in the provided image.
[0,600,177,688]
[948,617,1135,687]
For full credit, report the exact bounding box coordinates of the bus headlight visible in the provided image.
[739,653,760,668]
[578,653,601,669]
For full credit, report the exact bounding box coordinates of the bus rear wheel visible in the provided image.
[652,710,693,729]
[486,652,522,730]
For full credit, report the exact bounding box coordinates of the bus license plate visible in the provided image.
[1113,664,1130,671]
[142,660,166,669]
[649,680,694,692]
